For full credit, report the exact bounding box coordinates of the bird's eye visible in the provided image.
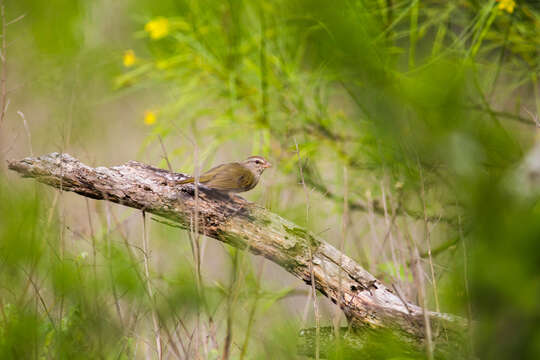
[255,160,261,164]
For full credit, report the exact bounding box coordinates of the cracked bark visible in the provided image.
[7,153,467,355]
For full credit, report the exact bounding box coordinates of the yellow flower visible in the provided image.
[123,49,136,67]
[497,0,516,13]
[145,17,170,39]
[144,110,157,125]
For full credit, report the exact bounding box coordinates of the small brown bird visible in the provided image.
[178,156,272,193]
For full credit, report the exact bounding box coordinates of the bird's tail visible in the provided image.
[178,177,195,184]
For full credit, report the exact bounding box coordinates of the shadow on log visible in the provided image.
[8,153,468,357]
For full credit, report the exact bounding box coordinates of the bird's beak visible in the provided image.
[265,162,272,168]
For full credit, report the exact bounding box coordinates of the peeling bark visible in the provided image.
[7,153,467,350]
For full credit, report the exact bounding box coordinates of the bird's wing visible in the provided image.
[178,163,256,191]
[204,163,256,191]
[177,163,229,184]
[235,165,257,190]
[199,163,230,183]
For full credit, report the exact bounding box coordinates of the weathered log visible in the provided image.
[7,153,467,351]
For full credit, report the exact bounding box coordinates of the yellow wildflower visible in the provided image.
[497,0,516,14]
[123,49,136,67]
[145,17,170,39]
[144,110,157,125]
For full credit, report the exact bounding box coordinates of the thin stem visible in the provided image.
[85,197,101,353]
[157,135,173,172]
[408,0,419,68]
[259,8,268,126]
[142,211,163,360]
[190,140,205,359]
[22,268,56,330]
[222,249,238,360]
[458,211,474,354]
[418,160,441,315]
[488,17,512,100]
[416,245,433,360]
[294,138,310,223]
[308,247,320,360]
[333,166,348,338]
[381,178,400,280]
[294,137,318,360]
[17,111,32,156]
[105,204,123,326]
[85,199,97,287]
[239,260,265,360]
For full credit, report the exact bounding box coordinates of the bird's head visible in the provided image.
[243,156,272,175]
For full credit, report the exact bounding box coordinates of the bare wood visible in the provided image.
[7,153,467,346]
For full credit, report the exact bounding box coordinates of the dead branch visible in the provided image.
[7,153,467,351]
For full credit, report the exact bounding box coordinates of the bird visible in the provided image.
[178,156,272,193]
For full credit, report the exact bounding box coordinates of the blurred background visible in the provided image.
[1,0,539,358]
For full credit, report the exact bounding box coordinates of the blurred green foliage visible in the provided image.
[1,0,540,358]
